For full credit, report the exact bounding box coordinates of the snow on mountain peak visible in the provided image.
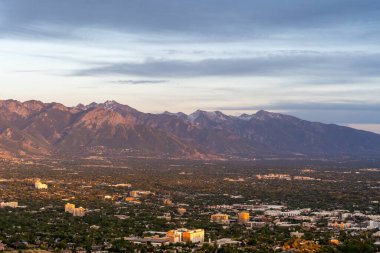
[188,110,229,123]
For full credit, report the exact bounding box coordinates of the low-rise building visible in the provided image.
[281,210,301,217]
[0,241,6,251]
[182,229,205,243]
[166,228,205,243]
[265,210,281,216]
[130,190,152,198]
[0,201,18,208]
[166,229,183,243]
[216,238,241,247]
[74,207,86,217]
[368,220,380,229]
[35,179,48,189]
[65,203,76,213]
[124,237,170,247]
[211,213,230,224]
[178,207,186,215]
[290,232,305,238]
[65,203,86,217]
[163,199,172,205]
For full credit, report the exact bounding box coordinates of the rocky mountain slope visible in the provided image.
[1,99,380,159]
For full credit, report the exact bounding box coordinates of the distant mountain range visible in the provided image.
[1,99,380,160]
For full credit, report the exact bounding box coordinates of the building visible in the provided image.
[264,210,281,216]
[328,221,351,230]
[182,229,205,243]
[0,201,18,208]
[65,203,76,213]
[216,238,241,247]
[368,215,380,221]
[65,203,86,217]
[34,179,48,189]
[238,212,250,224]
[163,199,172,205]
[368,220,380,229]
[0,241,6,251]
[124,237,169,247]
[130,190,152,198]
[130,191,139,198]
[281,210,301,217]
[166,229,183,243]
[125,197,136,202]
[178,207,186,215]
[113,183,132,188]
[166,229,205,243]
[290,232,305,238]
[256,174,291,180]
[73,207,86,217]
[211,213,230,224]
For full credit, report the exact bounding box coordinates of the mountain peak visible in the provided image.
[76,101,138,114]
[255,109,272,115]
[254,110,284,120]
[188,110,229,123]
[238,113,254,121]
[104,100,120,105]
[102,100,122,110]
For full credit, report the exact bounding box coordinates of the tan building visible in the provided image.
[65,203,76,213]
[0,241,6,251]
[65,203,86,217]
[182,229,205,243]
[238,212,250,224]
[130,191,139,198]
[178,207,186,216]
[130,190,152,198]
[211,213,230,224]
[163,199,172,205]
[0,201,18,208]
[73,207,86,217]
[166,230,183,243]
[166,228,205,243]
[125,197,136,202]
[329,221,350,230]
[35,179,48,189]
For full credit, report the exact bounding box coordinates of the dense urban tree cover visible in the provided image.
[0,158,379,252]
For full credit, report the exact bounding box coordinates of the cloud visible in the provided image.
[74,51,380,81]
[346,124,380,134]
[1,0,379,127]
[217,101,380,112]
[110,80,169,85]
[0,0,379,43]
[215,101,380,124]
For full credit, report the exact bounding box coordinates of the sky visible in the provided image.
[1,0,380,133]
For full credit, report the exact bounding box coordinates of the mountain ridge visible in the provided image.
[0,99,380,160]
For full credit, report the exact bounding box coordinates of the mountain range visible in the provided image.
[1,99,380,160]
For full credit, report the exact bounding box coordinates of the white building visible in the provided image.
[368,220,380,229]
[216,238,241,247]
[290,232,305,238]
[368,215,380,221]
[264,210,281,216]
[281,210,301,217]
